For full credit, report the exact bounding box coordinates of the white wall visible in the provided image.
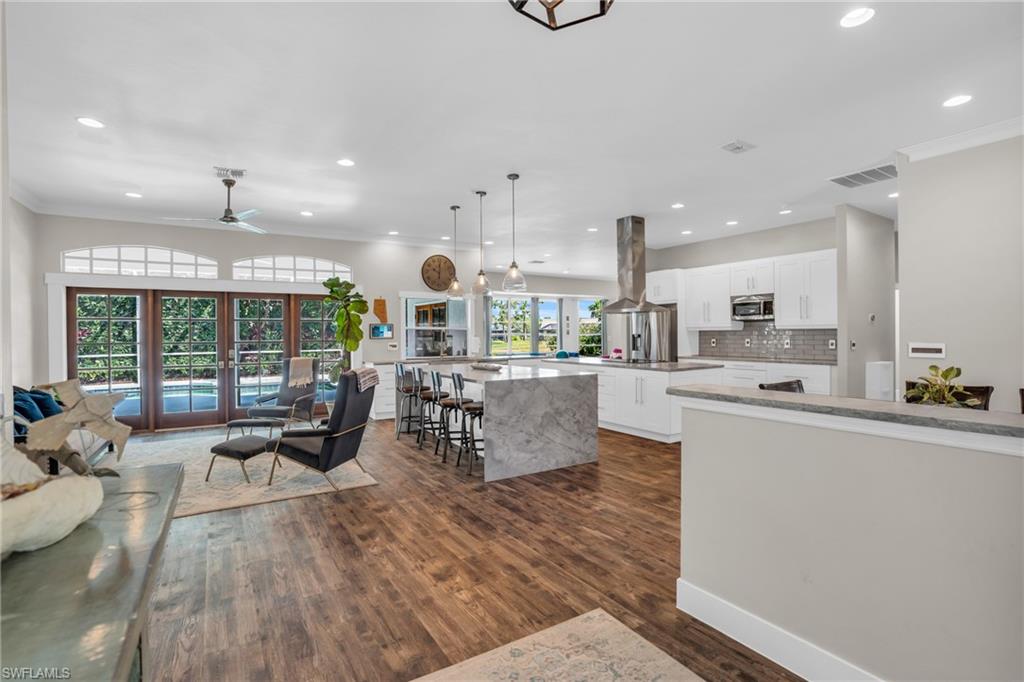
[836,205,895,398]
[647,217,836,270]
[897,136,1023,412]
[8,200,37,387]
[25,210,616,381]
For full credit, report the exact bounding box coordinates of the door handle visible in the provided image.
[805,295,811,319]
[635,377,639,403]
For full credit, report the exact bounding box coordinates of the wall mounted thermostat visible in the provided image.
[908,342,946,359]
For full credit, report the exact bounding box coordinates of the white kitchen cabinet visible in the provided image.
[721,366,768,389]
[367,362,397,419]
[766,363,831,395]
[729,259,775,296]
[773,249,837,329]
[646,269,680,304]
[684,266,742,330]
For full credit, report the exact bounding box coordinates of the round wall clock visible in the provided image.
[421,254,456,292]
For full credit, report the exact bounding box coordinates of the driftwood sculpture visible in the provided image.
[27,379,131,458]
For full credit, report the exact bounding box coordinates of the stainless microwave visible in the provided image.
[731,294,774,321]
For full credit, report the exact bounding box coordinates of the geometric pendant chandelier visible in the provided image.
[508,0,614,31]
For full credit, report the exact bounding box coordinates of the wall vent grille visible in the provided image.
[720,139,757,154]
[829,163,897,188]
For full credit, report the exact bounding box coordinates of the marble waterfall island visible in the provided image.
[437,364,598,482]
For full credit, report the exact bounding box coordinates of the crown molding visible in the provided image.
[899,117,1023,163]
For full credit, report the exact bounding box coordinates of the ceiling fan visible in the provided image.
[162,178,268,234]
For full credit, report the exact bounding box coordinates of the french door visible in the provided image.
[67,288,319,430]
[153,292,228,428]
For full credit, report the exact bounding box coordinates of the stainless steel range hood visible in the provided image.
[603,215,670,313]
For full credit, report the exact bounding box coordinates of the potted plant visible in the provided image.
[904,364,982,408]
[322,277,369,382]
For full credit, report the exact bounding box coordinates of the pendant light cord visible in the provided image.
[510,176,516,261]
[450,205,459,267]
[478,192,485,270]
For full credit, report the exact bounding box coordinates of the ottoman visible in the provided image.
[225,418,286,440]
[207,435,271,484]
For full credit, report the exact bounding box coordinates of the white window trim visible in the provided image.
[232,255,352,283]
[398,291,472,360]
[61,245,218,279]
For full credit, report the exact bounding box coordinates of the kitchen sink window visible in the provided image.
[486,295,562,356]
[402,297,469,358]
[577,298,603,357]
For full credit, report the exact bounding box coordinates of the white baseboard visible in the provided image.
[598,421,679,443]
[676,579,880,681]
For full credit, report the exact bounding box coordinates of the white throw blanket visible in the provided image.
[288,357,315,387]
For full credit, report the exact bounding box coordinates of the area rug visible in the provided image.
[120,433,377,518]
[415,608,703,681]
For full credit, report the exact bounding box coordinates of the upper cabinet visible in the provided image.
[684,266,743,330]
[729,258,775,296]
[773,249,837,329]
[646,269,680,304]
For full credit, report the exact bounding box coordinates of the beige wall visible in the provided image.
[647,217,836,270]
[836,205,895,398]
[897,136,1023,412]
[681,407,1023,681]
[8,200,38,387]
[25,209,616,379]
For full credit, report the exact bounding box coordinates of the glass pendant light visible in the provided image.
[502,173,527,292]
[446,205,465,300]
[471,190,491,296]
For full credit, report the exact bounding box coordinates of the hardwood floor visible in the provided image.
[146,421,801,682]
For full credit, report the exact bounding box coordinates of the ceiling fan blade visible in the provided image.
[234,208,261,221]
[236,221,268,235]
[161,217,218,222]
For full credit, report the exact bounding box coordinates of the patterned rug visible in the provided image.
[119,433,377,518]
[415,609,703,681]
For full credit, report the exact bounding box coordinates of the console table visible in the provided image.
[1,464,183,681]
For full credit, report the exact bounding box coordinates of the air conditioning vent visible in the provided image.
[829,163,897,188]
[720,139,757,154]
[213,166,247,179]
[528,259,546,264]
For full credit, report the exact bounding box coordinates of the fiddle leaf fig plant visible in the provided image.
[323,277,369,381]
[904,364,981,408]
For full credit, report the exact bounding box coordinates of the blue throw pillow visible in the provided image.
[12,393,44,435]
[28,389,63,418]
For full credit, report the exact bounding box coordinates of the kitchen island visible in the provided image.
[667,384,1023,681]
[433,363,598,482]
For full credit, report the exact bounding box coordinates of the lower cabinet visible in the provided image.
[718,360,832,395]
[367,362,397,419]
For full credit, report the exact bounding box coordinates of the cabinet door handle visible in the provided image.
[639,377,644,404]
[634,377,639,403]
[805,295,811,320]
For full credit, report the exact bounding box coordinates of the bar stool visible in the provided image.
[437,372,473,463]
[459,400,484,475]
[417,368,449,449]
[395,362,422,439]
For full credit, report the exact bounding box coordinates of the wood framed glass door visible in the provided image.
[227,294,291,420]
[66,287,149,430]
[153,292,228,428]
[294,295,343,407]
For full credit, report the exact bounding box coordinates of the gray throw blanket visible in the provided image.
[353,368,380,393]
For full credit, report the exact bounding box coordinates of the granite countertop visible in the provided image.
[366,355,554,366]
[543,357,725,373]
[666,384,1024,438]
[433,362,595,383]
[679,355,838,366]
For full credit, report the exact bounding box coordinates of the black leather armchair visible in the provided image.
[265,370,375,489]
[249,357,320,426]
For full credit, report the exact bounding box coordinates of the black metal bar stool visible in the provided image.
[459,400,484,475]
[395,362,422,439]
[437,372,473,463]
[417,368,449,450]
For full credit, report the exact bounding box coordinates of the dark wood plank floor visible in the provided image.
[145,421,801,682]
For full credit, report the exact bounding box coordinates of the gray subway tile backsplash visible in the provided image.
[699,321,837,362]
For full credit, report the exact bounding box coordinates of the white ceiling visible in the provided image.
[7,1,1023,280]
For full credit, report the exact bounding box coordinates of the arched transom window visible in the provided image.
[62,246,218,279]
[232,256,352,283]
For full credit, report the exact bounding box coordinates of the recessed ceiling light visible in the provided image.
[543,253,552,257]
[681,230,693,235]
[671,203,685,209]
[337,158,355,167]
[942,94,972,108]
[484,240,494,245]
[299,210,313,217]
[387,230,399,235]
[562,270,570,274]
[840,7,875,28]
[76,117,105,128]
[888,192,899,199]
[725,220,739,226]
[779,209,792,215]
[124,192,142,199]
[441,235,450,240]
[586,228,598,232]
